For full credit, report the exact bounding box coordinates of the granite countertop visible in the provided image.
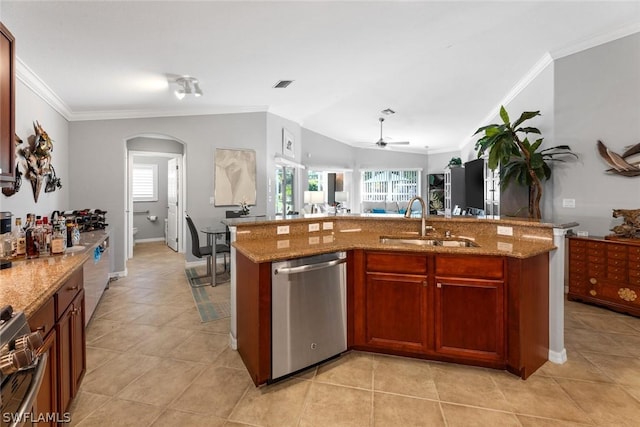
[233,229,556,263]
[0,229,110,316]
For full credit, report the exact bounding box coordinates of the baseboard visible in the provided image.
[548,348,567,364]
[134,237,166,243]
[110,270,127,279]
[229,333,237,350]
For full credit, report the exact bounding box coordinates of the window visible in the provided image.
[361,169,421,202]
[275,166,295,215]
[132,164,158,202]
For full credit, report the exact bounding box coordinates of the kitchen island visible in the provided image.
[228,215,558,385]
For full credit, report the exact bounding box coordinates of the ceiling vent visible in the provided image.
[273,80,294,88]
[381,108,396,115]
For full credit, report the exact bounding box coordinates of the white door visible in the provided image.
[167,157,179,251]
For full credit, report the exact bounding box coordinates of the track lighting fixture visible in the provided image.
[173,76,203,100]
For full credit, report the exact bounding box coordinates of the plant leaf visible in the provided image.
[512,111,540,129]
[515,127,541,135]
[500,106,510,125]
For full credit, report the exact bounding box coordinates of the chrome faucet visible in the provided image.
[404,196,429,237]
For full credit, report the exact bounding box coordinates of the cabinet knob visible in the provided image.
[67,285,79,291]
[436,282,442,288]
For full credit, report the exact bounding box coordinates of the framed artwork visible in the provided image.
[282,128,295,158]
[214,148,257,206]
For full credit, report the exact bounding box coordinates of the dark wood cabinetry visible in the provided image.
[358,252,429,353]
[434,255,505,363]
[568,237,640,316]
[0,22,15,184]
[28,267,86,420]
[30,298,58,427]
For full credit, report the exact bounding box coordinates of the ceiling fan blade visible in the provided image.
[384,141,410,145]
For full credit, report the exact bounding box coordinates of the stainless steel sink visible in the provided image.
[379,237,439,246]
[379,236,478,247]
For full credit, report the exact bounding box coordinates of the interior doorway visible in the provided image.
[126,135,185,259]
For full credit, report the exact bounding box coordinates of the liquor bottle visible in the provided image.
[41,216,52,255]
[14,218,25,257]
[50,222,66,255]
[25,216,39,259]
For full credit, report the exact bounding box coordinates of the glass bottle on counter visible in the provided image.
[50,221,66,255]
[13,217,25,257]
[25,215,39,259]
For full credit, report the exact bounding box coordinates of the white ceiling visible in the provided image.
[2,1,639,153]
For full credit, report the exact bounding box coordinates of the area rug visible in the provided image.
[185,267,231,322]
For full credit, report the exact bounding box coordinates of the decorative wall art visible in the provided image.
[597,140,640,177]
[282,128,295,158]
[1,121,62,201]
[214,148,257,206]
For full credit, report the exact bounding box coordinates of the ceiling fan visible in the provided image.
[372,117,410,148]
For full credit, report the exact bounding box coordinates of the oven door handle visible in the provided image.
[274,257,346,275]
[9,352,48,427]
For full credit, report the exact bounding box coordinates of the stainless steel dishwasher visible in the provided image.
[271,251,347,380]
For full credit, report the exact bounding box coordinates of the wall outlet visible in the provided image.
[497,225,513,236]
[308,223,320,232]
[277,225,290,235]
[308,236,320,245]
[562,198,576,208]
[277,240,289,249]
[323,222,334,230]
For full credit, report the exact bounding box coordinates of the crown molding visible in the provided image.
[70,105,269,122]
[16,57,73,121]
[458,52,554,150]
[550,22,640,60]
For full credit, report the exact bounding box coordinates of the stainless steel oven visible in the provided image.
[1,306,47,427]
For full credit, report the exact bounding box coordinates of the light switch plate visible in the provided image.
[308,223,320,232]
[562,198,576,208]
[323,222,334,230]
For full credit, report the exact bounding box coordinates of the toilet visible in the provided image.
[132,227,138,245]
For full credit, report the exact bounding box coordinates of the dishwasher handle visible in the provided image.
[274,257,346,275]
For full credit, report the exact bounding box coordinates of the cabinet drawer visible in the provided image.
[569,239,586,249]
[587,255,606,264]
[366,252,427,275]
[607,258,626,268]
[55,268,84,320]
[435,255,503,279]
[592,282,640,307]
[28,297,55,337]
[607,251,627,260]
[607,244,627,254]
[587,241,606,250]
[607,272,627,281]
[587,264,606,277]
[628,246,640,257]
[570,252,586,261]
[629,275,640,286]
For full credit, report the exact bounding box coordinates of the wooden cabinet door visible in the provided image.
[0,22,15,184]
[434,277,505,363]
[363,272,429,354]
[57,289,86,412]
[33,330,58,426]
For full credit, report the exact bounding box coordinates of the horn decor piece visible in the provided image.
[597,140,640,177]
[3,121,62,202]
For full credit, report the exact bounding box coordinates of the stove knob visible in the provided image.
[0,348,33,375]
[14,331,44,353]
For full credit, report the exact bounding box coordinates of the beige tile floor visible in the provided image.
[70,242,640,426]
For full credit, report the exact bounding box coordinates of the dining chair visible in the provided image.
[185,214,213,287]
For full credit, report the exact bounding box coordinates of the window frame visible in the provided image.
[132,163,158,202]
[360,168,422,202]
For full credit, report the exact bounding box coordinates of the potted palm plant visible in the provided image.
[474,106,577,219]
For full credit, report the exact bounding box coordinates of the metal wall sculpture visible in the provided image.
[597,140,640,177]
